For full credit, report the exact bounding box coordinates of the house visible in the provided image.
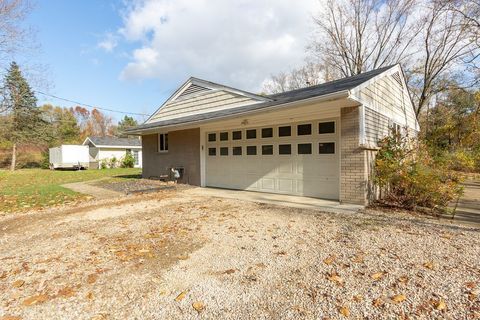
[126,64,418,205]
[82,136,143,168]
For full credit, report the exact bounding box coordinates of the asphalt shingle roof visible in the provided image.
[87,136,141,147]
[128,65,396,132]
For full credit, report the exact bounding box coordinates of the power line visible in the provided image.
[35,90,149,117]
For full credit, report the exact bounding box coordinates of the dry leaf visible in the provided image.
[86,292,94,300]
[435,298,446,311]
[0,316,22,320]
[87,274,97,284]
[372,298,384,307]
[57,287,75,298]
[351,254,364,263]
[223,269,236,274]
[175,290,188,302]
[391,294,407,303]
[398,276,409,284]
[371,272,384,281]
[328,272,344,286]
[339,306,350,317]
[323,255,336,265]
[90,314,107,320]
[12,280,25,288]
[353,295,363,302]
[465,282,476,289]
[423,262,434,270]
[192,301,205,312]
[22,294,49,306]
[468,293,477,301]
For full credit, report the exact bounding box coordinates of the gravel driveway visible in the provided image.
[0,188,479,319]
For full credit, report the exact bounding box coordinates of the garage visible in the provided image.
[205,119,339,200]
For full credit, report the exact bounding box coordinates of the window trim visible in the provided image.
[158,133,169,153]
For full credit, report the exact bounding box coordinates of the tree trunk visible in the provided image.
[10,143,16,171]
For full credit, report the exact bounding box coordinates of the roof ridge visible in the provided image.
[267,64,397,98]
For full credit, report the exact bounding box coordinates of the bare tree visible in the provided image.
[0,0,33,64]
[410,1,479,116]
[311,0,418,77]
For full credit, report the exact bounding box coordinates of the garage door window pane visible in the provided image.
[208,148,216,156]
[319,142,335,154]
[262,145,273,155]
[319,121,335,134]
[220,132,228,141]
[278,126,291,137]
[297,124,312,135]
[232,131,242,140]
[298,143,312,154]
[246,129,256,139]
[261,128,273,138]
[220,147,228,156]
[233,146,242,155]
[279,144,291,155]
[208,133,216,142]
[246,146,257,155]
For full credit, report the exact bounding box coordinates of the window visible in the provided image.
[208,133,216,142]
[232,131,242,140]
[297,124,312,135]
[208,148,216,156]
[133,150,139,165]
[158,133,168,152]
[298,143,312,154]
[220,132,228,141]
[279,144,291,155]
[220,147,228,156]
[247,146,257,155]
[319,121,335,134]
[126,149,131,155]
[319,142,335,154]
[246,129,256,139]
[261,128,273,138]
[233,146,242,155]
[278,126,291,137]
[262,145,273,155]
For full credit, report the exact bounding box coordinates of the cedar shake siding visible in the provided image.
[141,128,201,185]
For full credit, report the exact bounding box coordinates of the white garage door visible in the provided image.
[205,119,339,199]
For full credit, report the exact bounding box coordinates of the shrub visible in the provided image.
[374,131,463,213]
[108,156,118,169]
[447,150,476,172]
[121,153,135,168]
[99,159,108,169]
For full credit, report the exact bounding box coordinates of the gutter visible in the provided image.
[126,90,351,135]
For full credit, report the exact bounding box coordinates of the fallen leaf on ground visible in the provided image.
[391,294,407,303]
[423,262,434,270]
[371,272,384,281]
[339,306,350,317]
[351,254,364,263]
[12,280,25,288]
[90,314,107,320]
[192,301,204,312]
[57,286,75,298]
[398,276,409,284]
[435,298,446,311]
[0,316,22,320]
[22,294,49,306]
[372,298,384,307]
[353,295,363,302]
[465,282,476,289]
[328,272,344,286]
[87,274,98,284]
[175,290,188,302]
[86,292,94,300]
[223,269,236,274]
[323,255,335,265]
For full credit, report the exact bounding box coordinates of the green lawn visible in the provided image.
[0,168,141,213]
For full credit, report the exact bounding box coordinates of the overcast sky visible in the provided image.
[25,0,320,122]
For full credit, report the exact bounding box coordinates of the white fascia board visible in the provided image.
[96,145,142,149]
[82,137,95,146]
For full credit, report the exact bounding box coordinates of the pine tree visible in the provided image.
[1,61,43,170]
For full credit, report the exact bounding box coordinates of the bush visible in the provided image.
[374,131,463,213]
[108,156,118,169]
[121,153,135,168]
[447,150,476,172]
[99,159,108,169]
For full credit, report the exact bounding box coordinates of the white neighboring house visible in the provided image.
[82,136,142,168]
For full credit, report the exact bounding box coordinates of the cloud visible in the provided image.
[98,32,119,52]
[117,0,319,91]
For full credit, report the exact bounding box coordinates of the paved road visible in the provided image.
[450,180,480,226]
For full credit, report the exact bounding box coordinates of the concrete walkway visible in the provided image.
[185,187,364,214]
[449,179,480,226]
[62,180,124,200]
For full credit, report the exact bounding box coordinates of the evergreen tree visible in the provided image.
[1,61,44,170]
[117,115,138,137]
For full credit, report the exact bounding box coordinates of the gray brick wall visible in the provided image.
[340,106,368,205]
[142,128,201,185]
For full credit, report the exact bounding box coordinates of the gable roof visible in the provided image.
[83,136,142,148]
[128,65,398,133]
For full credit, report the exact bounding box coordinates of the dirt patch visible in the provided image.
[91,178,176,195]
